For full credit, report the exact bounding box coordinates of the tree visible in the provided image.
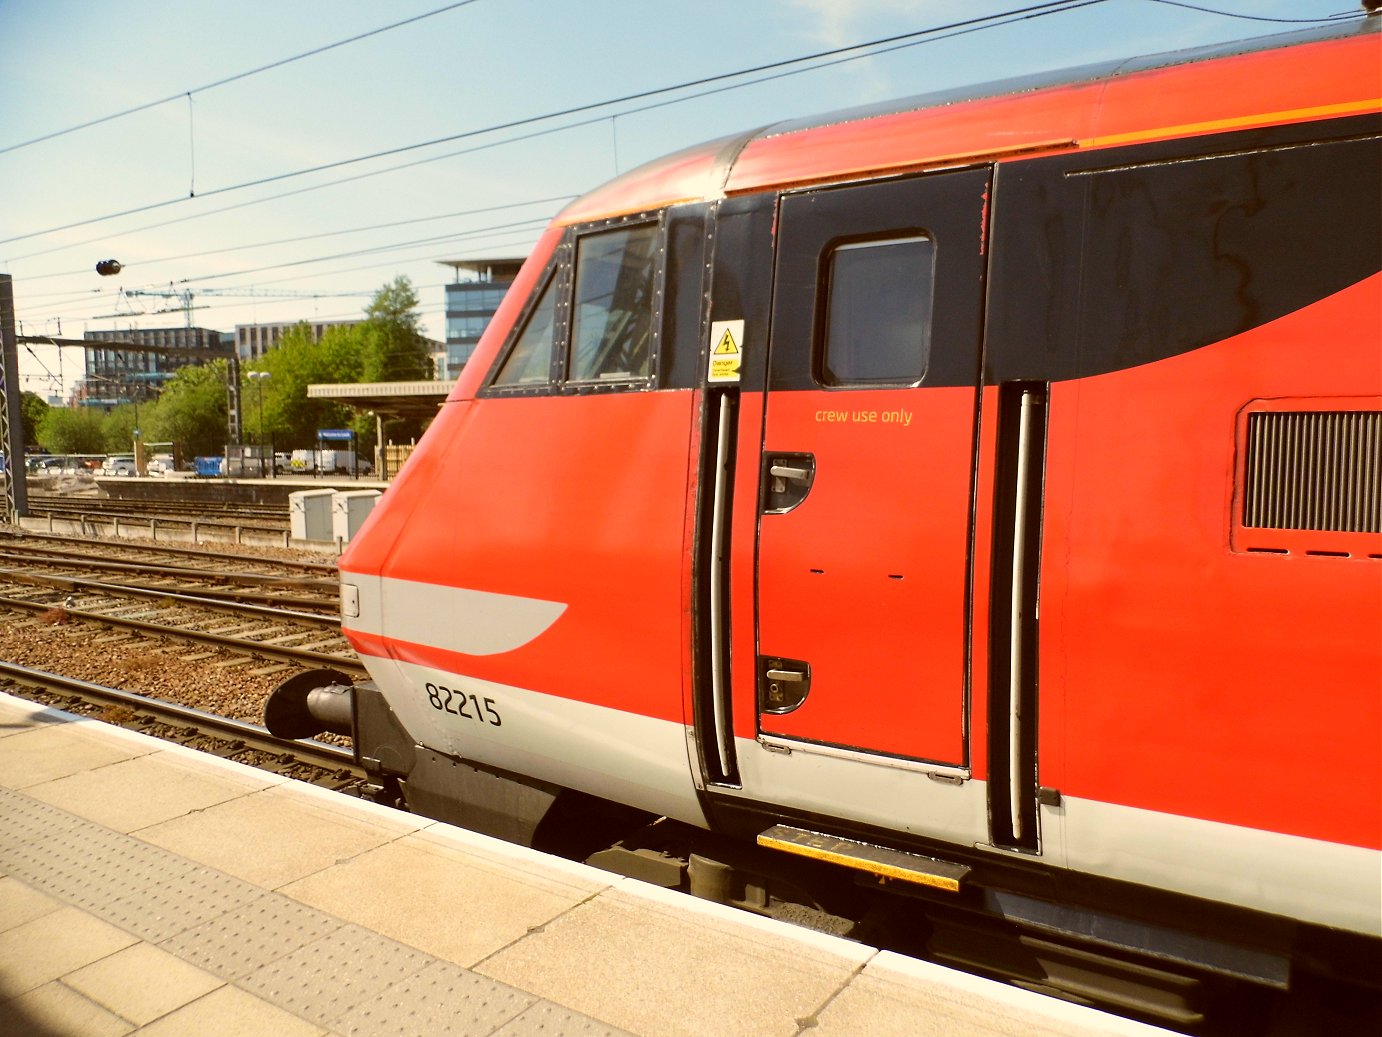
[147,361,228,456]
[360,276,432,382]
[244,323,361,451]
[101,402,150,453]
[224,279,432,458]
[36,406,105,453]
[20,391,49,447]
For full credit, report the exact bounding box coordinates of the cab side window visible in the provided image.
[492,276,558,387]
[486,217,664,394]
[568,224,659,383]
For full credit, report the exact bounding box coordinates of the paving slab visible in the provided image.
[812,952,1174,1037]
[63,942,225,1025]
[160,892,344,981]
[136,782,416,888]
[25,748,273,833]
[492,1000,637,1037]
[134,984,329,1037]
[0,692,1178,1037]
[331,959,535,1037]
[0,876,62,932]
[281,828,608,967]
[237,923,433,1029]
[0,980,135,1037]
[0,696,65,739]
[0,721,152,789]
[475,883,871,1037]
[0,905,138,997]
[0,786,265,944]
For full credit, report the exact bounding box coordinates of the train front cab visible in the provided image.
[329,25,1381,1025]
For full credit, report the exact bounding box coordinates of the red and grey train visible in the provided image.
[269,18,1381,1025]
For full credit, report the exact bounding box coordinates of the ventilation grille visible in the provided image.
[1243,411,1381,533]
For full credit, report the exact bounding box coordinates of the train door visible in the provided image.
[754,169,989,770]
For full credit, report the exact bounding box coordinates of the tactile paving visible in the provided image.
[0,787,90,845]
[332,959,535,1037]
[493,1000,638,1037]
[104,863,265,942]
[0,787,262,941]
[1,771,663,1037]
[240,923,433,1026]
[161,891,345,980]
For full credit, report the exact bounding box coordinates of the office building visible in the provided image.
[439,258,523,379]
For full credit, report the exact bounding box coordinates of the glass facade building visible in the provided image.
[80,327,223,406]
[440,258,524,380]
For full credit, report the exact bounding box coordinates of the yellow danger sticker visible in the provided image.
[708,319,744,383]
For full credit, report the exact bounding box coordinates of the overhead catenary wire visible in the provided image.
[0,1,485,157]
[1140,0,1363,22]
[0,1,1115,247]
[14,197,576,280]
[166,216,553,284]
[16,225,548,320]
[4,112,618,266]
[1,0,1127,316]
[9,0,1358,263]
[10,0,1363,351]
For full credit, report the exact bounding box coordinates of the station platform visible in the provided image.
[0,691,1172,1037]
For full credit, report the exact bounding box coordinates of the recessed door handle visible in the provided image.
[763,453,815,514]
[765,668,805,682]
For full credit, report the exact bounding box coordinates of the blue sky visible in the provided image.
[0,0,1365,399]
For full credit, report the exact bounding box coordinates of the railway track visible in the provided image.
[0,522,370,794]
[0,574,358,672]
[17,488,305,548]
[0,539,338,599]
[0,527,358,730]
[0,659,365,791]
[27,491,289,526]
[0,528,337,577]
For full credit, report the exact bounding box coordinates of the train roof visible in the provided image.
[558,18,1381,225]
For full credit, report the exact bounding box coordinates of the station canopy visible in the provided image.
[306,380,456,420]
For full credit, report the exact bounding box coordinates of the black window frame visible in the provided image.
[483,243,571,397]
[481,209,668,398]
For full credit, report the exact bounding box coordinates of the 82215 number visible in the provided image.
[425,682,502,727]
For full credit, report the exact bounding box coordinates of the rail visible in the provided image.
[0,658,357,773]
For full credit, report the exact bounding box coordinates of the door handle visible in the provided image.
[769,464,811,489]
[764,668,805,682]
[762,453,815,514]
[759,657,811,714]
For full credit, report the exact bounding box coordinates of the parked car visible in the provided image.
[101,455,136,476]
[27,456,64,473]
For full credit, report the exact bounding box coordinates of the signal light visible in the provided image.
[95,259,123,276]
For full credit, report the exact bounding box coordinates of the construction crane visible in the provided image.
[112,284,364,327]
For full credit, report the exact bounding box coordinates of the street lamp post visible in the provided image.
[131,388,143,475]
[247,371,270,478]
